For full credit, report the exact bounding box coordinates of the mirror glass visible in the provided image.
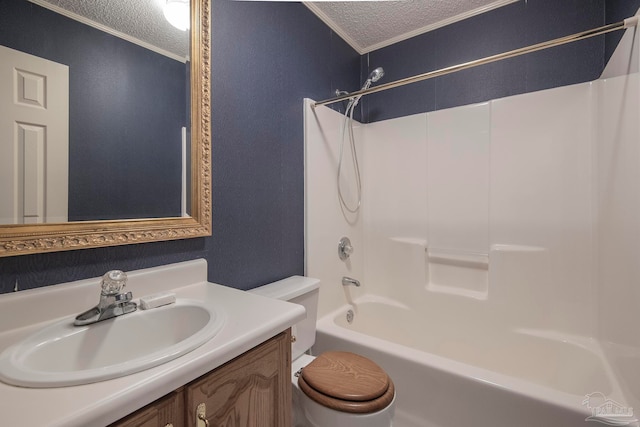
[0,0,210,258]
[0,0,191,224]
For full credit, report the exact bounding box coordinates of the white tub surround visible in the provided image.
[0,259,305,427]
[305,78,599,332]
[305,70,640,425]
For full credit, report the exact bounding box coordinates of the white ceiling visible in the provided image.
[304,0,518,54]
[29,0,517,60]
[29,0,189,61]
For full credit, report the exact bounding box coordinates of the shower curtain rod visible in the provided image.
[313,16,639,108]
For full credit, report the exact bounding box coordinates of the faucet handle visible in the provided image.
[101,270,128,295]
[114,291,133,303]
[338,237,354,261]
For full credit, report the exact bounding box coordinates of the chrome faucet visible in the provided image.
[74,270,137,326]
[342,276,361,287]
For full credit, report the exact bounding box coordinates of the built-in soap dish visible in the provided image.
[425,249,489,300]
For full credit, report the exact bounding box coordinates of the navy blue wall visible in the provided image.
[206,0,358,287]
[0,0,185,221]
[361,0,640,122]
[0,0,359,293]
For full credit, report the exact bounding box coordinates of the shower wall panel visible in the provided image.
[426,103,490,256]
[304,99,365,317]
[596,73,640,349]
[361,113,428,300]
[489,82,596,335]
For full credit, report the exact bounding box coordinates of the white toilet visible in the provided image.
[250,276,395,427]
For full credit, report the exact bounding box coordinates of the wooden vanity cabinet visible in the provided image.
[186,328,291,427]
[110,330,291,427]
[110,389,185,427]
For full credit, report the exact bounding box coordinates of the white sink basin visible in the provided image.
[0,299,225,388]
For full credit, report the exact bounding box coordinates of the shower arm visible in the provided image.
[313,16,639,108]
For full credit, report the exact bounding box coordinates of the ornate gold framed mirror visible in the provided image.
[0,0,211,257]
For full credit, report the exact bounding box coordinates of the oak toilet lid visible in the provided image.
[298,351,395,413]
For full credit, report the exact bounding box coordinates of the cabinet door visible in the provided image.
[187,330,291,427]
[109,389,185,427]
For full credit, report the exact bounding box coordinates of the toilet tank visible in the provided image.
[248,276,320,360]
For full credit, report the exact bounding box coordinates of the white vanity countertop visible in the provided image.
[0,259,305,427]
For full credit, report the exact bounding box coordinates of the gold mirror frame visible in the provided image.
[0,0,211,258]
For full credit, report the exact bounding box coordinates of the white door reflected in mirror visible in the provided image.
[0,45,69,225]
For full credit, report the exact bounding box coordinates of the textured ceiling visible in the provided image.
[31,0,189,60]
[32,0,516,59]
[304,0,518,54]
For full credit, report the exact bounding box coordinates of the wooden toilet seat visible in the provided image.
[298,351,395,414]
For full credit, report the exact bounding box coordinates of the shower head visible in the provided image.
[360,66,385,91]
[345,66,385,109]
[368,67,385,83]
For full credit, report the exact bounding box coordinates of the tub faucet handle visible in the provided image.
[338,237,353,261]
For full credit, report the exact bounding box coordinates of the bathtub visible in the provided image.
[312,295,637,427]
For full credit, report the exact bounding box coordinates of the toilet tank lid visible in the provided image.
[248,276,320,301]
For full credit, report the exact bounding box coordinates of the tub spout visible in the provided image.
[342,276,361,287]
